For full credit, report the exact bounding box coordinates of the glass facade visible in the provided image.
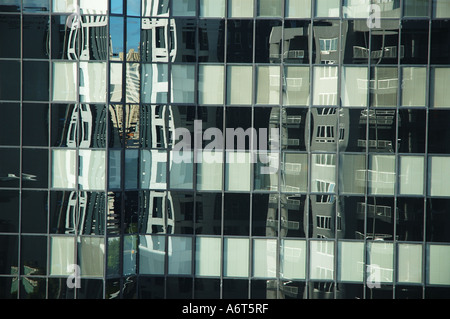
[0,0,450,300]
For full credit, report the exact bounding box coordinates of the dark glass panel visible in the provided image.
[227,19,253,63]
[107,191,121,235]
[0,15,20,58]
[225,106,252,150]
[0,61,20,101]
[396,197,424,242]
[138,276,165,299]
[222,279,248,299]
[366,197,395,241]
[425,287,450,299]
[252,193,279,237]
[169,191,194,234]
[279,280,306,299]
[124,191,138,234]
[426,198,450,243]
[339,108,367,152]
[398,109,426,154]
[21,190,48,234]
[19,277,46,299]
[0,148,20,189]
[368,109,397,153]
[400,20,429,64]
[282,108,308,152]
[313,20,340,64]
[79,191,106,235]
[140,105,168,148]
[370,21,400,65]
[166,277,192,299]
[428,110,450,154]
[121,276,137,299]
[395,286,423,299]
[0,235,18,274]
[255,20,282,63]
[105,279,120,299]
[0,0,20,12]
[336,283,363,300]
[23,15,50,59]
[21,235,47,276]
[22,148,48,189]
[431,20,450,64]
[250,279,278,299]
[22,103,49,147]
[23,61,49,102]
[338,196,365,240]
[194,278,220,299]
[224,193,250,236]
[76,279,104,299]
[48,278,75,299]
[195,192,221,235]
[0,277,18,299]
[138,190,168,234]
[49,191,76,234]
[198,19,225,62]
[23,0,49,12]
[0,103,20,146]
[172,19,197,62]
[51,15,70,60]
[365,285,393,299]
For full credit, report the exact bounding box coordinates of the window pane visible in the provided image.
[283,66,310,106]
[168,236,192,275]
[431,68,450,108]
[399,156,424,195]
[256,65,280,105]
[280,239,306,280]
[171,64,195,103]
[139,235,165,275]
[229,0,254,18]
[404,0,429,17]
[50,236,75,276]
[401,21,429,64]
[428,156,450,196]
[199,65,224,105]
[79,150,106,190]
[401,67,426,107]
[140,150,167,189]
[370,67,398,108]
[338,241,364,282]
[343,0,370,18]
[341,67,368,107]
[79,62,107,103]
[433,0,450,18]
[170,150,193,189]
[52,150,77,189]
[282,153,308,193]
[311,154,336,193]
[427,244,450,285]
[224,237,249,277]
[225,151,251,191]
[227,65,253,105]
[286,0,311,18]
[173,0,196,16]
[109,150,121,189]
[195,237,221,277]
[398,244,422,284]
[310,240,334,280]
[257,0,282,17]
[78,237,105,277]
[23,61,49,101]
[200,0,225,17]
[253,239,277,278]
[368,155,395,195]
[313,66,338,106]
[315,0,340,17]
[142,64,168,104]
[53,62,77,102]
[339,154,366,195]
[0,15,20,58]
[197,151,223,191]
[367,242,394,284]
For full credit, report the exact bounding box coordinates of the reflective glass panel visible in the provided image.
[171,65,195,103]
[310,240,335,280]
[283,66,310,106]
[427,244,450,285]
[256,65,281,105]
[431,68,450,108]
[428,157,450,196]
[253,239,277,278]
[223,237,249,277]
[139,235,165,275]
[199,0,225,17]
[401,67,426,107]
[198,65,224,105]
[226,20,253,63]
[313,66,338,106]
[280,239,306,280]
[286,0,311,18]
[229,0,254,18]
[397,243,422,284]
[195,237,221,277]
[338,241,364,282]
[0,15,20,58]
[49,236,75,276]
[168,236,192,275]
[367,242,394,283]
[227,65,253,105]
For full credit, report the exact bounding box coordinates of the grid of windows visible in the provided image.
[0,0,450,299]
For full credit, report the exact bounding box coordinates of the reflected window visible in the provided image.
[283,21,311,64]
[284,66,310,106]
[282,153,308,193]
[313,66,338,106]
[370,67,398,108]
[311,153,336,193]
[78,150,106,191]
[370,22,400,65]
[280,239,306,280]
[339,154,366,195]
[227,20,253,63]
[140,150,167,189]
[223,237,249,277]
[198,20,225,62]
[170,150,193,189]
[256,65,281,105]
[253,239,277,278]
[401,67,426,107]
[341,67,368,107]
[310,240,334,280]
[255,20,282,63]
[342,20,370,64]
[142,64,168,104]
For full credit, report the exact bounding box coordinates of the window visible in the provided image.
[310,240,334,280]
[428,156,450,196]
[229,0,254,18]
[195,237,221,277]
[224,237,249,277]
[338,241,364,282]
[280,239,306,280]
[199,65,224,105]
[253,239,277,278]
